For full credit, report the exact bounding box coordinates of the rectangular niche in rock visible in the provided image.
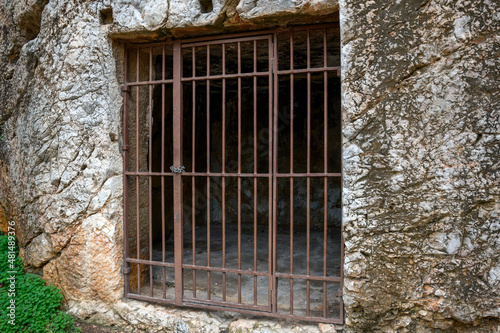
[122,24,343,324]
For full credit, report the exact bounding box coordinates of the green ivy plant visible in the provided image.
[0,235,80,332]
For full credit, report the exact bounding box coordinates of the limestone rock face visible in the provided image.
[237,0,338,21]
[340,0,500,331]
[1,0,125,302]
[110,0,338,38]
[0,0,498,332]
[22,232,55,267]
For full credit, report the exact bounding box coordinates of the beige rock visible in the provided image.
[43,214,123,302]
[318,323,338,333]
[23,233,55,267]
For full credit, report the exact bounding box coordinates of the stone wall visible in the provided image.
[340,0,500,331]
[1,0,125,303]
[0,0,498,332]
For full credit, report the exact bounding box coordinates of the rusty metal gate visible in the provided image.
[122,24,343,323]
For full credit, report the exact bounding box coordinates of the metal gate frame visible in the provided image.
[122,24,343,324]
[178,34,275,313]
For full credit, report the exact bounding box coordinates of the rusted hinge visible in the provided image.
[121,85,131,93]
[122,144,130,151]
[337,289,343,297]
[123,266,131,275]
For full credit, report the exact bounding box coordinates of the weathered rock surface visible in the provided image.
[1,0,125,302]
[21,232,55,267]
[0,0,498,332]
[110,0,339,39]
[340,0,500,331]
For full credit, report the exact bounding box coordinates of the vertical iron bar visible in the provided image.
[237,41,242,304]
[135,48,141,295]
[148,47,154,297]
[267,35,273,312]
[206,45,211,300]
[161,45,166,300]
[123,48,130,296]
[272,33,278,313]
[253,39,258,306]
[192,46,197,298]
[306,28,311,317]
[173,41,184,305]
[289,31,294,316]
[222,43,227,302]
[136,178,140,295]
[323,27,328,318]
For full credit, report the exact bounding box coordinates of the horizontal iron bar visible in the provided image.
[126,258,175,268]
[123,172,341,179]
[183,297,268,311]
[181,35,272,48]
[123,65,339,86]
[181,172,271,178]
[122,68,340,86]
[124,79,174,86]
[181,71,270,82]
[275,173,341,177]
[125,171,174,176]
[182,264,271,277]
[276,66,340,76]
[275,272,341,282]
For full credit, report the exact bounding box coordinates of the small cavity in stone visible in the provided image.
[100,8,113,25]
[199,0,213,13]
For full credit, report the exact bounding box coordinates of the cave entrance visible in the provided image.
[122,24,343,323]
